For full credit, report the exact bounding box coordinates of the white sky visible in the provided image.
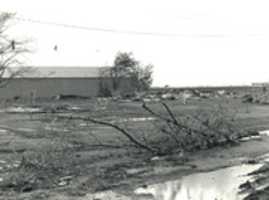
[2,0,269,87]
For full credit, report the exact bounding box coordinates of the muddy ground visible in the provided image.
[0,98,269,199]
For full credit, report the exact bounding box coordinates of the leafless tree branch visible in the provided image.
[56,115,158,154]
[0,12,31,87]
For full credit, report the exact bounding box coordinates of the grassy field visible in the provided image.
[1,97,269,199]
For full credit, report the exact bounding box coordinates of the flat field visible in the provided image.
[1,97,269,199]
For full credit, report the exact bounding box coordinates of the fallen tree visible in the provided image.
[56,101,244,156]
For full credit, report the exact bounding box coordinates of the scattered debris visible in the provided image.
[58,176,73,187]
[125,168,149,176]
[43,104,86,113]
[242,94,254,103]
[181,91,193,104]
[5,106,43,113]
[0,160,7,164]
[59,176,73,182]
[217,90,226,96]
[13,163,20,168]
[259,130,269,136]
[199,92,211,99]
[0,129,7,134]
[245,159,259,164]
[6,164,12,169]
[86,191,132,200]
[5,104,88,114]
[58,181,68,187]
[115,117,156,123]
[151,156,160,161]
[44,126,70,133]
[161,93,177,100]
[240,135,262,142]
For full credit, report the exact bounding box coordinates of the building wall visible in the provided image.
[0,78,134,99]
[252,83,269,87]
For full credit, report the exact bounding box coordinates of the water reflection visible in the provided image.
[135,164,262,200]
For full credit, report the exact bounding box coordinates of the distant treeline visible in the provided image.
[150,86,261,93]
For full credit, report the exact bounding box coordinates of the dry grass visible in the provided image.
[1,97,269,196]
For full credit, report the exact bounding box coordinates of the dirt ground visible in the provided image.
[1,97,269,199]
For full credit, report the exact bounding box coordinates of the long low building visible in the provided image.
[252,82,269,87]
[0,67,134,99]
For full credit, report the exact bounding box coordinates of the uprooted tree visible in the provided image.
[0,12,30,87]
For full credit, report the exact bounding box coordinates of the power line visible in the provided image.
[4,13,266,39]
[14,16,264,39]
[14,16,185,37]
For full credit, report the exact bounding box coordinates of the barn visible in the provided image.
[0,67,134,99]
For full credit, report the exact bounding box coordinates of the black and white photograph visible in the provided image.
[1,1,269,199]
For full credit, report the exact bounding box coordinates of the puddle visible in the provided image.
[135,164,262,200]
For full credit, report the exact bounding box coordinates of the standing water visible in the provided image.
[135,164,262,200]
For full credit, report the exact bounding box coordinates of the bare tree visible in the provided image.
[0,12,30,87]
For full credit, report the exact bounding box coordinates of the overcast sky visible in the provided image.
[2,0,269,87]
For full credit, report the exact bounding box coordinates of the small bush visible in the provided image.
[98,84,112,97]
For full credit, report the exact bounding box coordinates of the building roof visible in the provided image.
[4,67,111,78]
